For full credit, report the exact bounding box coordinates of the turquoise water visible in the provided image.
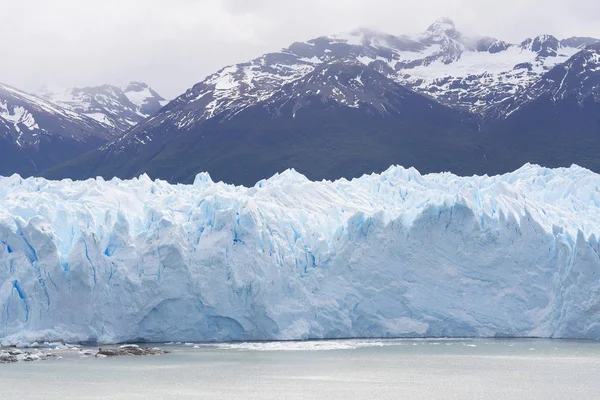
[1,339,600,399]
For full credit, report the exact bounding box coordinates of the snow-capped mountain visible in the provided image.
[41,19,600,185]
[288,21,594,114]
[267,60,441,116]
[123,81,168,117]
[539,42,600,102]
[103,18,597,153]
[0,83,113,146]
[0,82,117,177]
[479,42,600,174]
[45,61,480,185]
[490,42,600,118]
[5,165,600,344]
[39,82,167,132]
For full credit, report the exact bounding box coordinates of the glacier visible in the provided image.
[2,164,600,345]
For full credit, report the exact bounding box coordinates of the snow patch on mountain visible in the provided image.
[2,164,600,344]
[0,103,39,133]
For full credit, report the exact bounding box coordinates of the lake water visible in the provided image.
[2,339,600,399]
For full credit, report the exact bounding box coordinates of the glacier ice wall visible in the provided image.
[2,164,600,345]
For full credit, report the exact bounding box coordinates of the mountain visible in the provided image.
[0,80,168,178]
[99,19,595,153]
[357,20,588,113]
[43,19,600,184]
[0,83,116,177]
[482,42,600,173]
[4,165,600,344]
[490,42,600,117]
[39,82,167,132]
[45,61,482,185]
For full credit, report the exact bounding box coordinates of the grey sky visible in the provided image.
[2,0,600,98]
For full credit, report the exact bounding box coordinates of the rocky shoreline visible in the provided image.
[96,344,169,357]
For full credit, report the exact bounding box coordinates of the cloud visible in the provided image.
[1,0,599,98]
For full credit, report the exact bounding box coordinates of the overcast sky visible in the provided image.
[2,0,600,98]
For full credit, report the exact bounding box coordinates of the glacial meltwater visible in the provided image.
[1,339,600,399]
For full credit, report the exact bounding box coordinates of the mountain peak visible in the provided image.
[426,17,457,34]
[328,30,368,46]
[125,81,150,92]
[37,81,167,132]
[520,34,559,57]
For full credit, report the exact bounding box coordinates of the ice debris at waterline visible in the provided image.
[2,164,600,345]
[0,344,72,363]
[0,349,48,363]
[0,343,167,363]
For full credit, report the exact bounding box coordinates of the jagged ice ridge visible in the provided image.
[2,164,600,345]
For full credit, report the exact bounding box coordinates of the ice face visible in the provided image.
[2,164,600,345]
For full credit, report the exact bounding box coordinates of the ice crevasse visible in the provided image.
[2,164,600,345]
